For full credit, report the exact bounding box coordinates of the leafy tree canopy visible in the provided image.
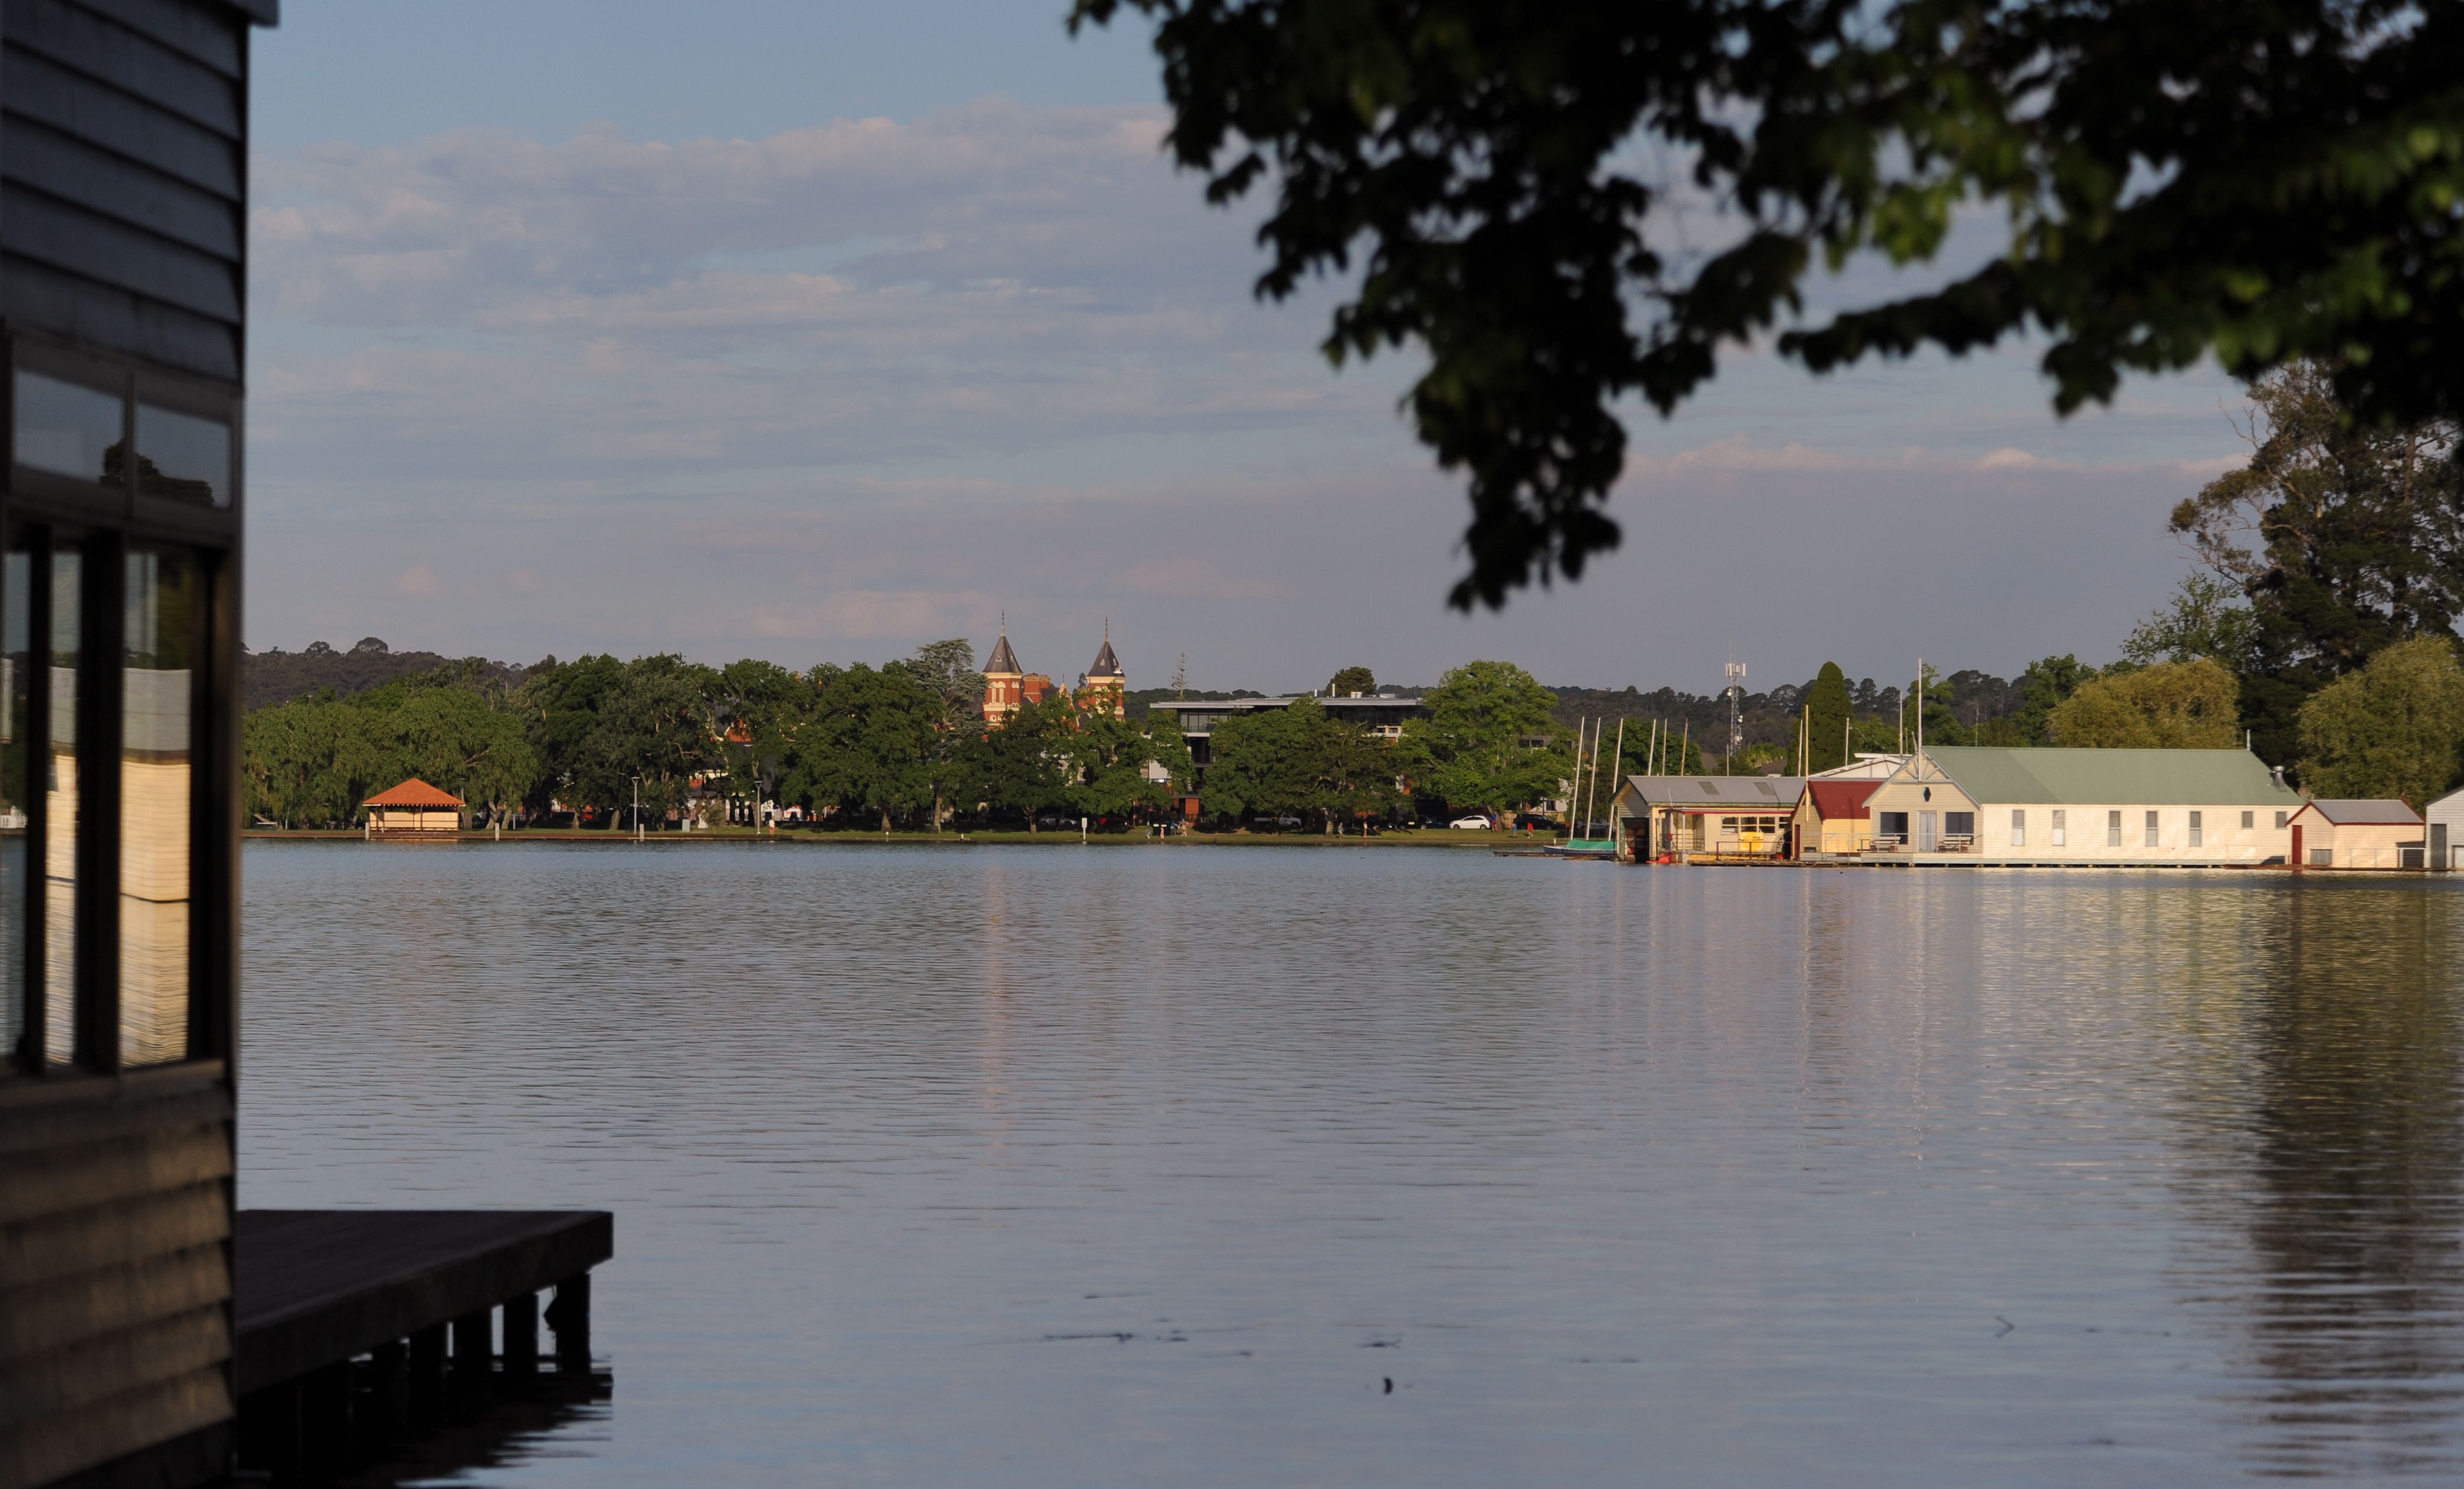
[1399,659,1563,816]
[1074,0,2464,609]
[1327,665,1376,697]
[2296,636,2464,805]
[2047,658,2242,749]
[2168,361,2463,762]
[1805,662,1852,772]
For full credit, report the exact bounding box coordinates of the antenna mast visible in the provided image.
[1725,662,1746,774]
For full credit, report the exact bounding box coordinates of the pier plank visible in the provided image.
[234,1210,610,1395]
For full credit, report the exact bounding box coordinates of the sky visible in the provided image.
[245,1,2252,697]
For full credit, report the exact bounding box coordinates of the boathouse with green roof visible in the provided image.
[1814,747,2305,865]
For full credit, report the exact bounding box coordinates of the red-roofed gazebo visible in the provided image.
[363,778,466,839]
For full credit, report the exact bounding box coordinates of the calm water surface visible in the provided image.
[239,843,2464,1485]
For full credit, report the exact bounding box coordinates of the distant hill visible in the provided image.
[244,638,534,712]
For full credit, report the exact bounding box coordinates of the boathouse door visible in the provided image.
[2291,824,2303,867]
[1915,811,1939,853]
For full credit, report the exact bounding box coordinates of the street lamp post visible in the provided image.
[632,775,643,842]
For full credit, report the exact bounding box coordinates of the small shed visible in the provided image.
[2287,799,2425,870]
[1795,779,1884,855]
[1610,775,1807,860]
[364,778,466,838]
[2425,786,2464,870]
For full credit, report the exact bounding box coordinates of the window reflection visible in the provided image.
[135,405,229,508]
[120,548,193,1066]
[16,371,123,486]
[2,544,25,1067]
[47,551,77,1064]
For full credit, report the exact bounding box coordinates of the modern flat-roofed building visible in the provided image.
[2287,798,2426,869]
[1148,692,1430,774]
[1,3,273,1486]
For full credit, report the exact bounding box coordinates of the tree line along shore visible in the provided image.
[245,362,2464,833]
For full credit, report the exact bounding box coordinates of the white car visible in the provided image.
[1449,814,1494,830]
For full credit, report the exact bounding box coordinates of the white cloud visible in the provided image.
[243,101,2257,688]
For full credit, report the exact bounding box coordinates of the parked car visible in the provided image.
[1269,814,1304,828]
[1450,814,1495,830]
[1513,812,1560,831]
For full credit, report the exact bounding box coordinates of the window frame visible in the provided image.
[2,333,237,1079]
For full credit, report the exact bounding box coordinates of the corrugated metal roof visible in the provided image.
[2295,798,2422,826]
[1804,780,1881,819]
[1922,747,2300,805]
[1615,775,1807,808]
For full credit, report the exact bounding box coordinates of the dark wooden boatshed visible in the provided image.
[0,2,274,1486]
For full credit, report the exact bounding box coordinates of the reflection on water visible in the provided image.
[2178,887,2464,1476]
[240,847,2464,1486]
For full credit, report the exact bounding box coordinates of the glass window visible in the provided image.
[1,544,24,1067]
[120,548,194,1067]
[46,551,77,1064]
[1945,811,1974,837]
[2010,808,2025,846]
[2189,810,2203,847]
[2241,810,2254,830]
[2107,810,2123,848]
[2051,808,2066,846]
[16,370,124,485]
[2276,810,2289,830]
[1878,811,1908,840]
[2144,810,2161,847]
[135,404,231,508]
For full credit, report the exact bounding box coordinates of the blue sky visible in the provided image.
[245,2,2248,696]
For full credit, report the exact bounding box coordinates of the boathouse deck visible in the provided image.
[234,1209,612,1481]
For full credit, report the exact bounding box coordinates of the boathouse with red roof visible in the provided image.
[364,778,466,838]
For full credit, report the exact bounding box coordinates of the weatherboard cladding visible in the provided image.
[1921,747,2301,807]
[1,0,256,383]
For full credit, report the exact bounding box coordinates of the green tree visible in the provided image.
[957,692,1076,830]
[2295,637,2464,806]
[1804,662,1851,772]
[1901,664,1968,748]
[1398,660,1563,821]
[2048,659,2242,749]
[2167,362,2464,764]
[1326,665,1376,697]
[2011,655,2094,746]
[515,653,627,823]
[795,662,942,833]
[374,685,536,825]
[1074,1,2464,609]
[2120,573,2261,669]
[573,656,712,828]
[1058,710,1192,825]
[1201,699,1325,826]
[908,639,988,831]
[703,659,811,825]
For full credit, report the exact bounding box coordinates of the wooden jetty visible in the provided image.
[233,1210,612,1484]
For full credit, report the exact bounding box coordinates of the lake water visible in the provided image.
[238,842,2464,1485]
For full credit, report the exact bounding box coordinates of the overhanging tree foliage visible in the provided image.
[1072,0,2464,608]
